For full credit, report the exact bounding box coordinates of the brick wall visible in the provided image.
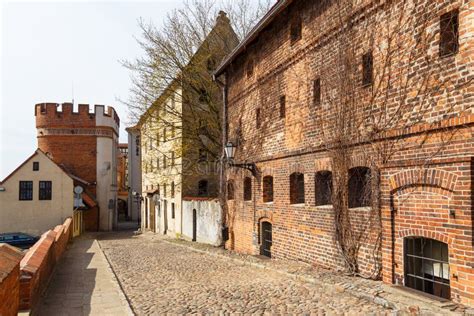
[0,244,23,316]
[221,0,474,306]
[19,217,72,311]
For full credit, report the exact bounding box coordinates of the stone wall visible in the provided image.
[0,244,23,316]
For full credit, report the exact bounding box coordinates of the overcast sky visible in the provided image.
[0,0,182,179]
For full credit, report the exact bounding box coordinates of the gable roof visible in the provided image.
[214,0,294,77]
[0,149,73,185]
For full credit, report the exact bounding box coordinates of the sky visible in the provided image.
[0,0,183,179]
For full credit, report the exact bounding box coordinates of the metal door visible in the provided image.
[404,237,450,299]
[260,222,272,258]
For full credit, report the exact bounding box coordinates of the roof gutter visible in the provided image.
[214,0,293,77]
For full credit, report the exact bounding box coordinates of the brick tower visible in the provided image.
[35,102,120,231]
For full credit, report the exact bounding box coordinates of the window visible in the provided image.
[171,152,175,166]
[171,123,176,138]
[290,17,302,43]
[198,149,207,162]
[315,171,332,206]
[243,177,252,201]
[19,181,33,201]
[290,172,305,204]
[313,78,321,105]
[362,51,373,86]
[246,59,254,77]
[263,176,274,203]
[348,167,371,208]
[33,162,39,171]
[227,180,235,200]
[439,10,459,57]
[157,157,160,170]
[163,127,167,142]
[279,96,286,119]
[156,132,160,146]
[198,180,208,196]
[163,183,167,198]
[135,136,140,156]
[171,182,175,198]
[256,108,261,129]
[171,203,175,219]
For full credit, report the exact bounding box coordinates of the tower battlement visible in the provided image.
[35,102,120,131]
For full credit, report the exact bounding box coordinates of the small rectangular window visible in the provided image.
[19,181,33,201]
[171,203,175,219]
[33,162,39,171]
[290,17,302,43]
[256,108,261,129]
[279,96,286,119]
[440,10,459,57]
[313,78,321,105]
[362,51,373,86]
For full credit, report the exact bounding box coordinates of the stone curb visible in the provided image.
[161,238,399,313]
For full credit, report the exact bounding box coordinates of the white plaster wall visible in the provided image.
[96,136,117,231]
[182,200,222,246]
[0,151,74,236]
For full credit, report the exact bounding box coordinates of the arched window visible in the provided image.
[263,176,273,203]
[315,171,332,206]
[243,177,252,201]
[198,180,208,196]
[227,180,235,200]
[290,172,305,204]
[348,167,371,208]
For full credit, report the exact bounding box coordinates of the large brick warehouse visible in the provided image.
[215,0,474,306]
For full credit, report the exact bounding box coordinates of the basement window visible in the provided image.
[243,177,252,201]
[362,51,373,86]
[348,167,371,208]
[315,171,332,206]
[439,10,459,57]
[263,176,274,203]
[290,172,305,204]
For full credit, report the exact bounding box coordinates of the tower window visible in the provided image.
[440,10,459,57]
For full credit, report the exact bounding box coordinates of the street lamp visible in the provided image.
[224,142,257,177]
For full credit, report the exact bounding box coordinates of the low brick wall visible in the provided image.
[0,244,24,316]
[19,217,72,311]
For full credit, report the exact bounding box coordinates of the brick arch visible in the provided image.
[389,168,457,193]
[288,162,305,174]
[398,228,453,246]
[349,155,371,169]
[256,212,273,223]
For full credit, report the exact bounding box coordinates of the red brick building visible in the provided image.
[35,103,120,231]
[216,0,474,305]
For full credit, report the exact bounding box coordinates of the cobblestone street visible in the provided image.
[98,231,389,315]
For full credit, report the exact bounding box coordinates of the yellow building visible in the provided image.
[0,149,74,237]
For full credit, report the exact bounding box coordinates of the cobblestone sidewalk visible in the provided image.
[98,231,391,315]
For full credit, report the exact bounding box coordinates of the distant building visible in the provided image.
[35,103,120,231]
[117,144,129,221]
[0,149,74,236]
[126,126,141,223]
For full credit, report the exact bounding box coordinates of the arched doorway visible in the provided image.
[260,221,272,258]
[404,237,450,299]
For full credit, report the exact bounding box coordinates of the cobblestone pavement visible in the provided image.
[98,231,389,315]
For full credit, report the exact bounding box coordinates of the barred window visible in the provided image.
[243,177,252,201]
[315,171,332,206]
[263,176,274,203]
[290,172,305,204]
[348,167,371,208]
[440,10,459,57]
[19,181,33,201]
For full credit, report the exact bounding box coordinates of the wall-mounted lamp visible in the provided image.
[224,142,257,177]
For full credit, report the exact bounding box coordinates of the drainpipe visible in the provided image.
[214,72,229,246]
